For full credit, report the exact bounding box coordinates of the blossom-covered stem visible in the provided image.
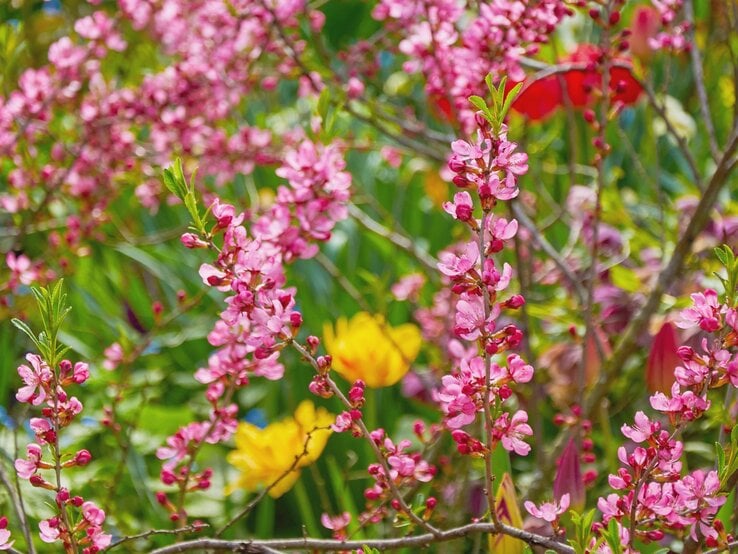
[478,210,499,526]
[148,520,576,553]
[627,420,688,541]
[50,371,78,554]
[683,0,719,159]
[289,340,441,536]
[172,379,237,528]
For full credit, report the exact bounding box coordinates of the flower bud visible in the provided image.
[181,233,208,249]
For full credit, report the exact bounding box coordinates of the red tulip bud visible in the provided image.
[646,322,680,393]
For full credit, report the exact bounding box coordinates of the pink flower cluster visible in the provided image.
[158,138,351,521]
[14,355,110,552]
[595,288,738,549]
[374,0,571,131]
[1,0,325,299]
[363,429,436,518]
[432,119,533,461]
[648,0,690,52]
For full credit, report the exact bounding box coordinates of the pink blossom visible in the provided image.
[16,354,52,406]
[391,273,425,302]
[0,516,12,551]
[677,289,723,332]
[437,241,479,279]
[524,493,570,522]
[493,410,532,456]
[39,518,60,543]
[438,242,479,278]
[15,443,44,480]
[621,411,660,443]
[443,191,475,222]
[321,511,351,540]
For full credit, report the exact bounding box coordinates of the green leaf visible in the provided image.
[714,245,730,266]
[716,442,727,478]
[500,82,523,121]
[10,318,42,351]
[468,95,490,117]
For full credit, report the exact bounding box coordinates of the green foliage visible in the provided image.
[11,280,71,366]
[469,75,523,135]
[714,244,738,307]
[162,159,208,236]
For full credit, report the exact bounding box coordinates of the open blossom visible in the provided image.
[677,289,723,332]
[15,443,45,480]
[323,312,422,388]
[321,512,351,540]
[493,410,533,456]
[16,353,53,405]
[227,401,333,498]
[524,493,570,522]
[0,517,12,551]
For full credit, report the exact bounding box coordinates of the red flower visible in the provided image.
[509,44,643,121]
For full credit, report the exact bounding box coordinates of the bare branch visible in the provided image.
[149,521,575,553]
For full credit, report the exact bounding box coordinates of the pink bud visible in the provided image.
[74,449,92,466]
[180,233,207,248]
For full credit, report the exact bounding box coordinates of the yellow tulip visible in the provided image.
[323,312,422,388]
[226,400,333,498]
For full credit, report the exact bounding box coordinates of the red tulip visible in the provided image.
[509,44,643,121]
[506,75,562,121]
[646,322,680,393]
[562,44,643,107]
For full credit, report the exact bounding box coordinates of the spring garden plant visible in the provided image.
[1,0,738,552]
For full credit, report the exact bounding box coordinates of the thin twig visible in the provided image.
[348,203,438,272]
[105,523,209,552]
